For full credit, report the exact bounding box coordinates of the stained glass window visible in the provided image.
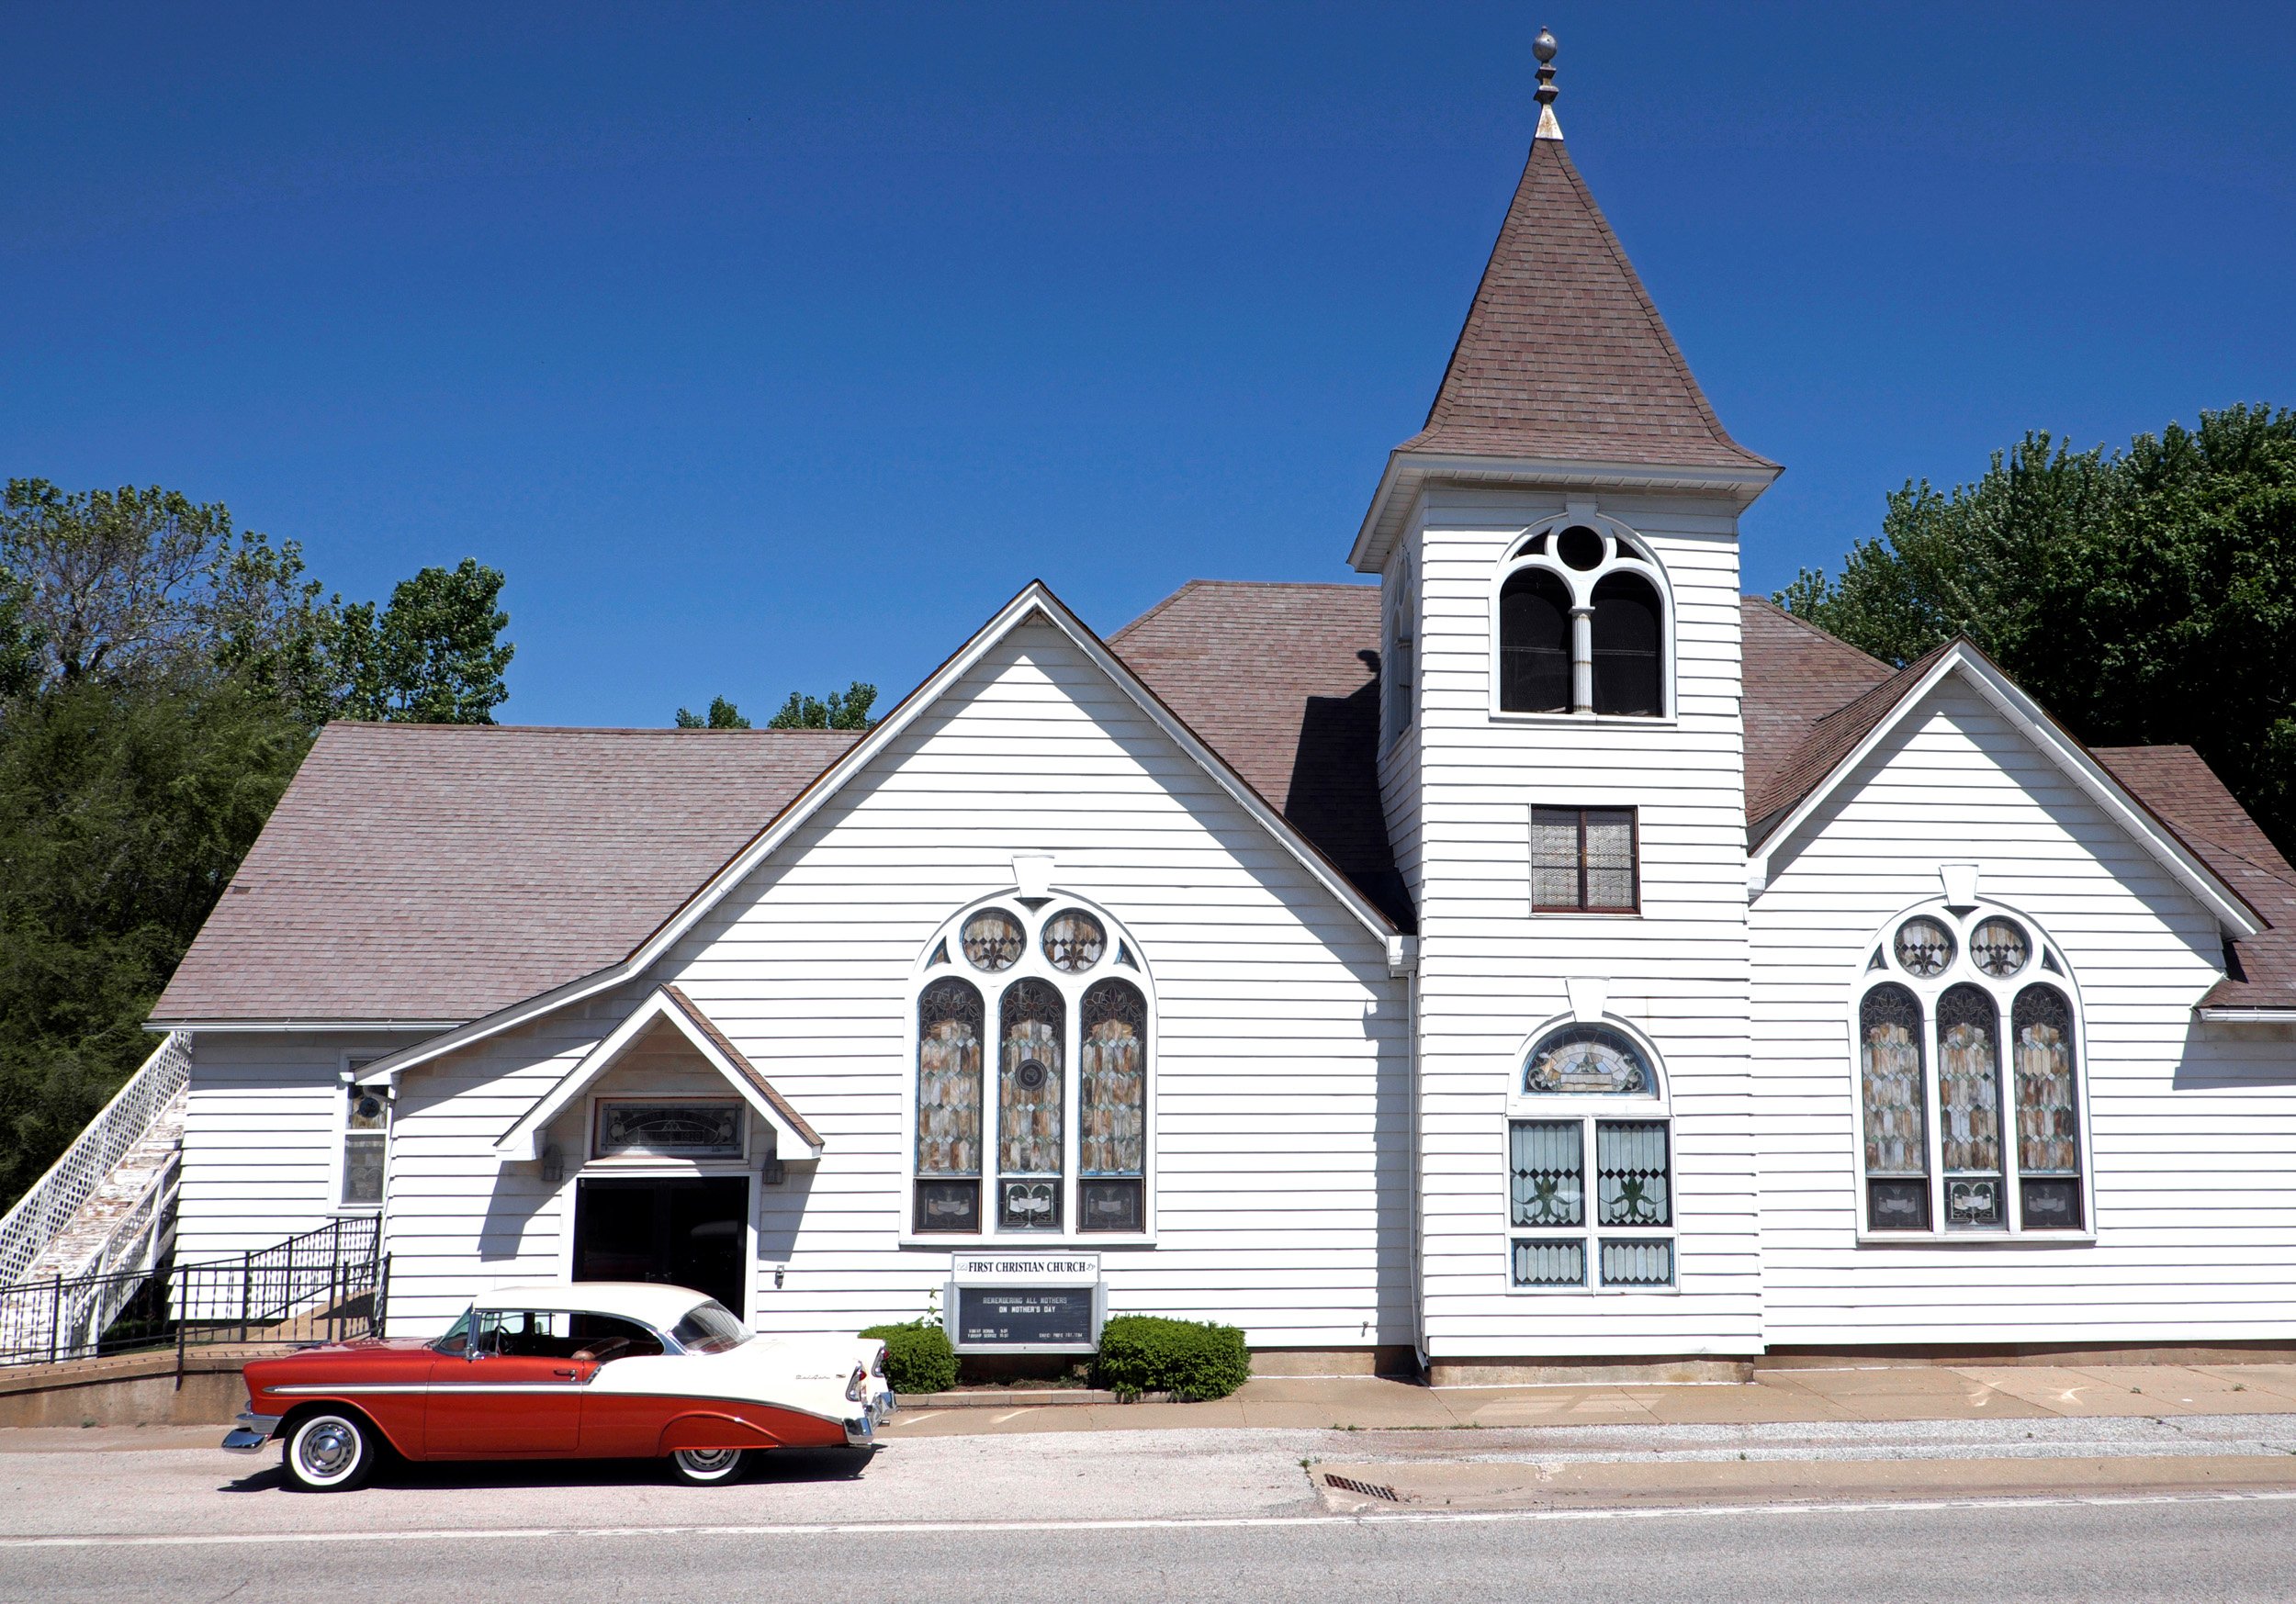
[1861,983,1929,1229]
[593,1101,744,1158]
[1078,981,1145,1176]
[1935,984,2003,1176]
[342,1085,388,1207]
[1042,909,1107,974]
[1894,917,1955,978]
[1509,1120,1583,1228]
[1525,1024,1654,1096]
[1599,1239,1674,1287]
[1532,807,1637,912]
[2014,985,2083,1229]
[1596,1121,1670,1227]
[998,980,1064,1230]
[1969,917,2030,978]
[1512,1239,1585,1287]
[961,909,1024,972]
[917,976,984,1166]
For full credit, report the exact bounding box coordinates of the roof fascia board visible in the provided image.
[356,578,1397,1087]
[144,1018,467,1033]
[2198,1007,2296,1023]
[1351,450,1780,571]
[494,986,821,1161]
[1750,645,2261,937]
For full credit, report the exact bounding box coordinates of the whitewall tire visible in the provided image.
[668,1447,748,1486]
[284,1411,375,1492]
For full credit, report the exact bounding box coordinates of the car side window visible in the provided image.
[568,1313,665,1363]
[476,1309,581,1359]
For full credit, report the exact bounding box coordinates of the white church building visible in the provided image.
[146,46,2296,1381]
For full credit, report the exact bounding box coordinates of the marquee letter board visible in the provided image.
[945,1252,1105,1354]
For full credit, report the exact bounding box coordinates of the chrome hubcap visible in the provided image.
[680,1449,737,1473]
[298,1421,355,1478]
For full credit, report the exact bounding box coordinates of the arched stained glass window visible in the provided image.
[1861,983,1930,1230]
[2013,985,2083,1229]
[998,979,1064,1230]
[1499,567,1572,713]
[914,978,984,1233]
[1589,572,1662,717]
[1078,979,1146,1233]
[1936,983,2004,1228]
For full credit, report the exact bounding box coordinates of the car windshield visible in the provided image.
[669,1299,750,1354]
[433,1308,472,1353]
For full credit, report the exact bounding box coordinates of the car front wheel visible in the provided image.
[668,1447,748,1486]
[283,1411,376,1492]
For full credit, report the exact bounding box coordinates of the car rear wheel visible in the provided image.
[283,1411,375,1492]
[668,1447,748,1486]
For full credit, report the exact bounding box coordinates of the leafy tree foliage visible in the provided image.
[0,480,519,1208]
[765,680,878,730]
[1780,406,2296,851]
[674,696,750,729]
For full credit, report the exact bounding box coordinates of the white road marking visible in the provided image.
[6,1488,2296,1551]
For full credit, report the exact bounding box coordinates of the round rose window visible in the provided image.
[1969,916,2031,978]
[1893,916,1956,978]
[960,908,1024,972]
[1041,909,1107,973]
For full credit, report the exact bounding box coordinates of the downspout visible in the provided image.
[1387,933,1426,1376]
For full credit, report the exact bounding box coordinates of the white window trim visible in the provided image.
[1851,897,2099,1247]
[331,1053,388,1217]
[1503,1015,1679,1295]
[900,888,1157,1249]
[1488,510,1679,724]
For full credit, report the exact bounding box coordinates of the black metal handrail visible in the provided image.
[0,1216,387,1372]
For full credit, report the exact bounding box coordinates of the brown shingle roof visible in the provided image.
[152,723,861,1024]
[1112,580,1412,930]
[1398,135,1773,471]
[2093,746,2296,1010]
[1746,638,1956,840]
[1740,597,1896,818]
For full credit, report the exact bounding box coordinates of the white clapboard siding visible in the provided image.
[1406,487,1761,1359]
[176,1030,433,1262]
[376,619,1411,1345]
[1753,673,2296,1343]
[1379,536,1426,911]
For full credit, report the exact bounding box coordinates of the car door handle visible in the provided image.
[552,1367,580,1378]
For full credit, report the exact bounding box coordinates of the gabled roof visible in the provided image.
[150,723,861,1025]
[1111,580,1411,929]
[2092,747,2296,1013]
[349,581,1403,1086]
[1746,635,2260,939]
[1400,135,1774,474]
[1739,596,1896,812]
[493,983,823,1161]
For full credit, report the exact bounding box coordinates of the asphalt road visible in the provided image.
[9,1494,2296,1602]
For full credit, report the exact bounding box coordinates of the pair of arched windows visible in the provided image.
[1498,522,1666,717]
[914,901,1148,1237]
[1857,908,2087,1236]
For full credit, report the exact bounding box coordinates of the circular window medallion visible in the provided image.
[960,909,1024,972]
[1894,916,1956,978]
[1041,909,1107,973]
[1969,916,2031,978]
[1016,1058,1050,1091]
[1555,524,1605,571]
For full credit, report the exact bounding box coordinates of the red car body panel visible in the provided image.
[242,1340,849,1461]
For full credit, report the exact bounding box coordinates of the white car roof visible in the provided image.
[472,1281,717,1328]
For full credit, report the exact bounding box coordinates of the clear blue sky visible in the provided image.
[5,3,2291,725]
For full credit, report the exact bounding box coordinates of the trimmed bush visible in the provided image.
[1093,1315,1251,1402]
[861,1320,958,1396]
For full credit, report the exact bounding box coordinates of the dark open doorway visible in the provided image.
[572,1175,749,1318]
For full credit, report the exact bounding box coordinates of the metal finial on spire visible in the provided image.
[1532,27,1563,140]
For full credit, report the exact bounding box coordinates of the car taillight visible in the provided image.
[846,1363,867,1402]
[871,1344,887,1378]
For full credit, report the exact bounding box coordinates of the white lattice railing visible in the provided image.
[0,1032,190,1287]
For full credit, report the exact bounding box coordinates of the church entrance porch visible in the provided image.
[571,1175,749,1318]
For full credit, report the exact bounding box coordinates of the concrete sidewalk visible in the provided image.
[882,1361,2296,1437]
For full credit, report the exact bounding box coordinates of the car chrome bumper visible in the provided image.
[221,1411,281,1454]
[843,1391,897,1447]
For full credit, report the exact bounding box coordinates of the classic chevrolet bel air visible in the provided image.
[224,1282,895,1490]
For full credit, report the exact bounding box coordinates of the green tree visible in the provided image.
[1781,405,2296,850]
[765,680,878,730]
[674,696,750,729]
[331,558,515,723]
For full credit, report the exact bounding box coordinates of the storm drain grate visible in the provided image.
[1322,1474,1401,1502]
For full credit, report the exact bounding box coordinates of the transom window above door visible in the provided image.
[913,894,1150,1239]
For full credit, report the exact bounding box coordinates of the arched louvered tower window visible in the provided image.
[1493,517,1671,718]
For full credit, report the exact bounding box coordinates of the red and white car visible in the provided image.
[223,1282,895,1490]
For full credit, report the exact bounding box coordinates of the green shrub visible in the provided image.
[1093,1315,1251,1402]
[860,1320,958,1396]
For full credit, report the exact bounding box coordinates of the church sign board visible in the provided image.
[944,1252,1105,1354]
